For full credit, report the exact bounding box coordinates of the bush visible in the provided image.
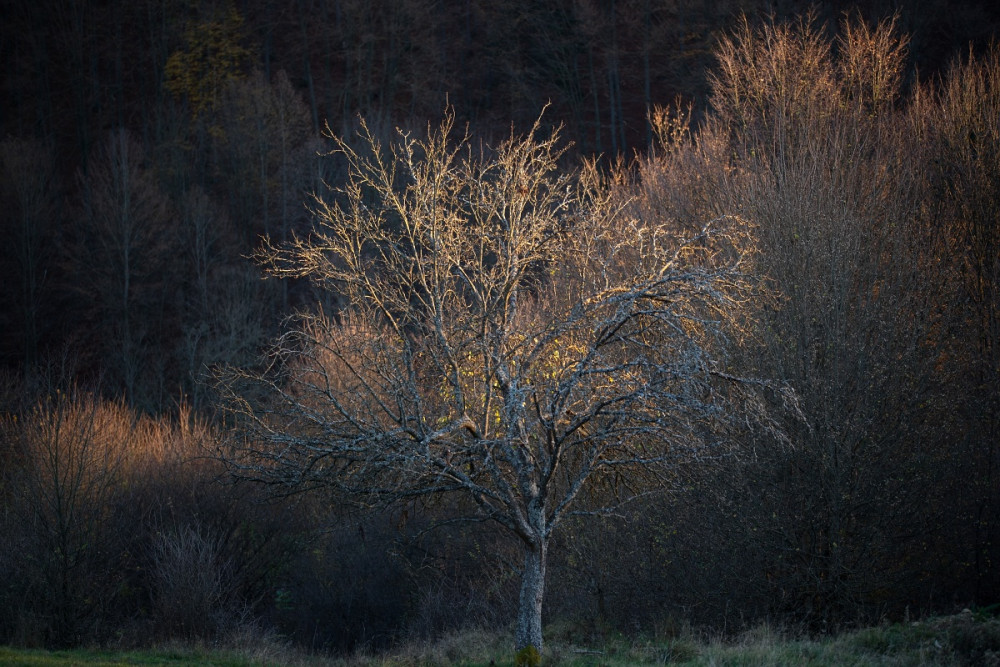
[148,523,238,638]
[0,389,302,647]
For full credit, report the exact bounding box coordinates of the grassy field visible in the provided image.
[1,610,997,666]
[0,645,268,666]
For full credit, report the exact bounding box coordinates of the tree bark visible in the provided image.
[515,538,547,652]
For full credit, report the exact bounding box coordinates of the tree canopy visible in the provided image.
[220,110,765,650]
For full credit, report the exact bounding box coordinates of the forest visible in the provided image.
[1,0,998,656]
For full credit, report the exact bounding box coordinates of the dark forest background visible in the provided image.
[0,0,998,653]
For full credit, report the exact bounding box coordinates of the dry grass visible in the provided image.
[3,612,996,665]
[328,610,1000,665]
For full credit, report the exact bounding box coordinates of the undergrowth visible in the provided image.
[9,611,994,666]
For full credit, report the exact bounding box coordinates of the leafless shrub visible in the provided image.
[0,391,139,645]
[0,386,299,648]
[148,522,238,639]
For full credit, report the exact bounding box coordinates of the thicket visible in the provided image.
[0,8,997,656]
[545,13,1000,632]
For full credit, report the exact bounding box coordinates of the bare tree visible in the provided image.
[220,110,759,652]
[918,46,1000,601]
[706,12,960,621]
[0,136,56,368]
[1,392,136,645]
[71,129,172,406]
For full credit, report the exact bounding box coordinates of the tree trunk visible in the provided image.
[515,538,547,652]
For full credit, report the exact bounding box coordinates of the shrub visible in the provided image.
[148,523,237,639]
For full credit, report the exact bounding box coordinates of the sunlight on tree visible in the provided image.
[219,109,777,652]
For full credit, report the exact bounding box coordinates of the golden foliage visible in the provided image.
[164,6,253,115]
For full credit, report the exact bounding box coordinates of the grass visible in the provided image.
[2,611,998,666]
[0,631,322,667]
[0,645,265,666]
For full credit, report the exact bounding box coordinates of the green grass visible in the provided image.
[2,612,998,666]
[0,645,265,666]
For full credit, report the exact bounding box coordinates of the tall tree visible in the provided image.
[70,129,173,406]
[220,111,763,652]
[0,136,57,367]
[708,13,957,619]
[920,46,1000,601]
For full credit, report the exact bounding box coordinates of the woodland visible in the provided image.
[0,0,999,656]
